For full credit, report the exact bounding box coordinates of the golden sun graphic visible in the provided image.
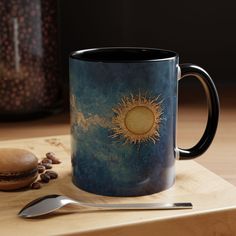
[111,93,163,144]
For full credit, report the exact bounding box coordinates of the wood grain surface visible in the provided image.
[0,135,236,236]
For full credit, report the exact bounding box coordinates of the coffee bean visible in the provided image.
[42,158,52,164]
[40,173,50,183]
[45,170,58,179]
[37,164,46,173]
[51,159,61,164]
[45,152,61,164]
[46,152,56,160]
[42,163,52,169]
[31,182,41,189]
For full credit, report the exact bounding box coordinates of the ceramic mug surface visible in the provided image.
[69,48,219,196]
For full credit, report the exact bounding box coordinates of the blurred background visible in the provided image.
[0,0,235,137]
[60,0,235,107]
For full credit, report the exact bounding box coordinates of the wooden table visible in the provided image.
[1,135,236,236]
[0,103,235,235]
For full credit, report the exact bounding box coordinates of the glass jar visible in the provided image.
[0,0,61,120]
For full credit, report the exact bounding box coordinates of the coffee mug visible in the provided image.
[69,47,219,196]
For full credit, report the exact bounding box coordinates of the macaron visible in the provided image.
[0,148,38,191]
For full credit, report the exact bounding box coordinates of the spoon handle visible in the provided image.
[77,202,193,210]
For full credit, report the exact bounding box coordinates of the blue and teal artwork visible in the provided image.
[70,57,178,196]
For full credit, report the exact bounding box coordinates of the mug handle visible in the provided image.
[177,64,220,160]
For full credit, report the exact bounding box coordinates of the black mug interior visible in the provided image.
[71,47,177,62]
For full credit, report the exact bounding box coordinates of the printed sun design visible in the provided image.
[111,93,162,144]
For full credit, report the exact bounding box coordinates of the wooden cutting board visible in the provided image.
[0,135,236,236]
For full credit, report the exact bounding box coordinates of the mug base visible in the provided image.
[72,174,175,197]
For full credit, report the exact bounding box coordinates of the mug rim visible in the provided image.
[70,47,178,63]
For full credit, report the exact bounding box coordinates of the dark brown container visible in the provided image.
[0,0,62,120]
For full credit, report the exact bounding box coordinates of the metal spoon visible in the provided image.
[18,194,192,218]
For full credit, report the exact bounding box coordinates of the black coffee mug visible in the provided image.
[69,47,219,196]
